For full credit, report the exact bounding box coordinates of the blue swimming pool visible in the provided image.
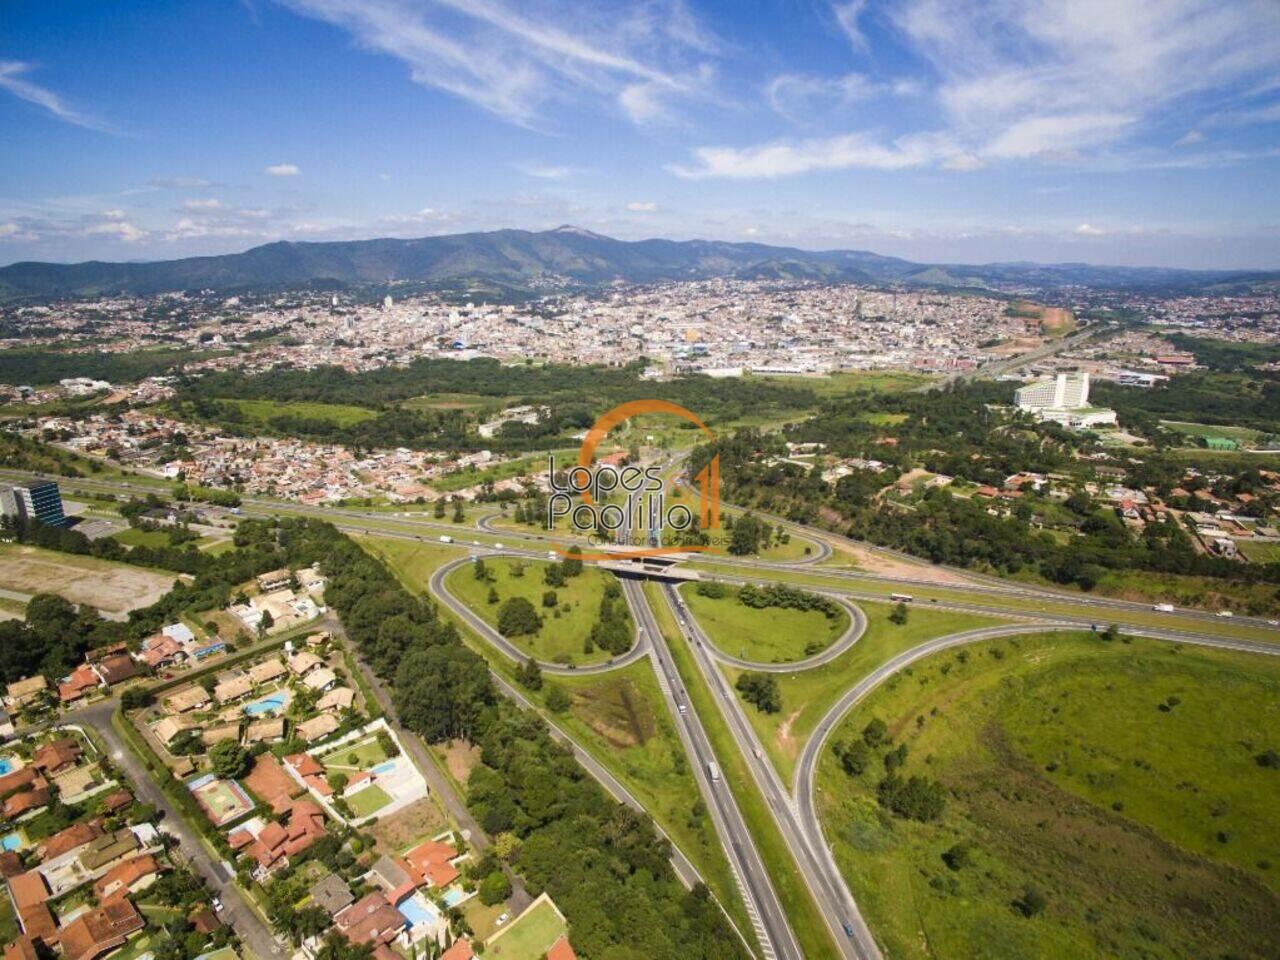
[441,887,466,908]
[371,760,397,775]
[398,893,440,928]
[244,692,290,716]
[0,758,13,776]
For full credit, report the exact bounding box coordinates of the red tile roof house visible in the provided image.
[3,788,50,820]
[231,798,328,877]
[547,936,578,960]
[334,892,408,950]
[38,820,104,861]
[283,753,333,798]
[403,839,461,890]
[92,655,140,687]
[93,854,165,902]
[0,768,47,803]
[139,636,185,671]
[6,870,57,946]
[32,738,83,775]
[3,936,39,960]
[57,898,145,960]
[440,940,475,960]
[58,665,101,704]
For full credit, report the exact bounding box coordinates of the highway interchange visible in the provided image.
[7,465,1280,960]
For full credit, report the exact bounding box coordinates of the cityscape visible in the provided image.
[0,3,1278,960]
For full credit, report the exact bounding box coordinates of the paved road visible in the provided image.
[791,620,1280,960]
[659,582,865,960]
[68,699,286,960]
[629,579,801,960]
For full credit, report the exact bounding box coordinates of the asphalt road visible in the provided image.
[68,699,286,960]
[628,579,801,960]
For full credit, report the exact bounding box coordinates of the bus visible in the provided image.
[890,592,914,603]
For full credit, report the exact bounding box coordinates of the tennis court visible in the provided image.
[188,773,254,826]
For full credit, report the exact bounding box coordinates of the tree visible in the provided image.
[544,683,570,713]
[1013,886,1047,918]
[877,774,947,822]
[452,500,465,523]
[487,586,499,605]
[562,546,583,577]
[541,590,558,608]
[942,842,971,871]
[473,557,489,581]
[492,832,521,862]
[735,672,781,713]
[834,739,870,777]
[497,597,541,637]
[862,718,888,747]
[478,870,512,906]
[515,658,543,691]
[433,499,446,519]
[209,740,250,779]
[889,602,909,625]
[257,609,274,638]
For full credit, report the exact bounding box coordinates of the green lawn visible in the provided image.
[1237,539,1280,563]
[1160,420,1263,445]
[814,631,1280,960]
[485,898,567,959]
[446,557,630,666]
[356,535,469,592]
[647,581,840,960]
[112,526,174,549]
[751,370,935,396]
[346,783,393,818]
[215,397,377,427]
[724,601,1012,783]
[320,736,388,771]
[678,582,849,663]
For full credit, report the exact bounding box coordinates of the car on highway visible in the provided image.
[842,921,855,938]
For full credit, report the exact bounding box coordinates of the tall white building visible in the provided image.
[1015,372,1090,411]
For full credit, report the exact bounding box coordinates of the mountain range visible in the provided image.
[2,226,1277,301]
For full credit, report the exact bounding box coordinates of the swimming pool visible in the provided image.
[398,893,440,928]
[0,758,13,776]
[441,887,466,908]
[1,833,22,852]
[244,692,290,716]
[371,760,397,775]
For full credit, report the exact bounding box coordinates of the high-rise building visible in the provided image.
[1014,372,1090,411]
[0,480,68,527]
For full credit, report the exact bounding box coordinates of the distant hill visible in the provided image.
[1,225,1276,300]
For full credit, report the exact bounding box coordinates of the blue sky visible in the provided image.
[2,0,1279,269]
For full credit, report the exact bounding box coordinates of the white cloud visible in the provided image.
[0,60,117,133]
[765,72,880,124]
[1074,223,1106,236]
[511,161,585,180]
[85,219,147,241]
[148,176,215,189]
[625,201,657,212]
[183,198,224,210]
[831,0,870,50]
[1176,129,1204,146]
[669,131,966,179]
[265,163,301,176]
[274,0,717,127]
[678,0,1280,180]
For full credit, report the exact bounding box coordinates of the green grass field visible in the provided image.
[752,370,935,396]
[214,397,378,427]
[815,630,1280,960]
[111,526,174,549]
[679,582,849,663]
[431,448,578,493]
[725,602,1012,783]
[346,784,393,818]
[485,898,567,959]
[1160,420,1263,445]
[446,557,630,666]
[356,535,469,589]
[320,736,389,771]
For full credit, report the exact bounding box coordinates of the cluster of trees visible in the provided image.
[497,597,542,638]
[737,583,840,620]
[587,581,631,656]
[735,672,781,714]
[3,514,213,576]
[181,356,815,453]
[835,717,947,823]
[725,512,775,556]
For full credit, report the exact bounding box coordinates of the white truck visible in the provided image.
[1153,603,1174,612]
[439,535,453,544]
[707,762,721,782]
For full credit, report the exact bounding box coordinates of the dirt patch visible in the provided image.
[572,678,656,750]
[366,797,447,853]
[835,541,977,586]
[436,739,482,785]
[1040,306,1076,335]
[775,710,801,762]
[0,544,176,615]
